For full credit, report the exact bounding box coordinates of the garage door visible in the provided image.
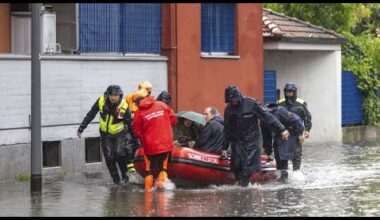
[264,70,277,104]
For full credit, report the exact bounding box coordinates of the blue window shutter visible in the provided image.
[121,3,161,54]
[264,70,277,104]
[79,3,121,53]
[201,3,235,53]
[79,3,161,54]
[342,71,364,125]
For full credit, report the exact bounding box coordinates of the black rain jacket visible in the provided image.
[223,86,286,176]
[194,115,224,154]
[261,106,304,157]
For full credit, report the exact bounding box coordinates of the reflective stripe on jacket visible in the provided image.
[98,95,128,135]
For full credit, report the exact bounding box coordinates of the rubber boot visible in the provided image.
[156,171,168,190]
[239,174,250,187]
[144,175,154,191]
[279,170,288,182]
[121,172,129,184]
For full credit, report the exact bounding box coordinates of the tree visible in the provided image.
[353,4,380,36]
[264,3,380,125]
[264,3,370,33]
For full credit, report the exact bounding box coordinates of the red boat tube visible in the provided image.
[134,146,282,187]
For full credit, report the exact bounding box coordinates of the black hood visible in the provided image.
[283,83,297,103]
[212,115,224,125]
[224,85,244,103]
[156,90,172,105]
[265,103,278,115]
[105,85,123,101]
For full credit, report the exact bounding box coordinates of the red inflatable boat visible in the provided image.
[134,146,283,187]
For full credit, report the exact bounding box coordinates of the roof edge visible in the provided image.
[263,8,346,41]
[265,36,347,45]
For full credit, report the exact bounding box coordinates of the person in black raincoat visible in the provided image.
[260,103,305,178]
[221,85,290,187]
[278,82,312,171]
[193,106,224,154]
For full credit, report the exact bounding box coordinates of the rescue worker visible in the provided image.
[260,103,305,179]
[278,82,312,171]
[125,80,153,117]
[156,90,172,105]
[77,85,132,185]
[123,80,153,173]
[221,85,290,187]
[132,93,176,191]
[193,107,224,154]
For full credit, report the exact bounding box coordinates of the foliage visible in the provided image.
[264,3,380,125]
[60,170,68,177]
[353,4,380,35]
[264,3,369,33]
[343,34,380,125]
[16,173,31,182]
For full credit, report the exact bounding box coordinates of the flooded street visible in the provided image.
[1,141,380,217]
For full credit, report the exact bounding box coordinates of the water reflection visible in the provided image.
[102,184,175,217]
[273,188,303,216]
[103,185,136,216]
[30,192,42,217]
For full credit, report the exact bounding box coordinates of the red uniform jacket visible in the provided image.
[133,96,176,155]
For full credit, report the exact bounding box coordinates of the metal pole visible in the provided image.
[31,3,42,193]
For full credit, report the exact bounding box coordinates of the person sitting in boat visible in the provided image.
[260,103,305,178]
[193,106,224,154]
[173,117,202,148]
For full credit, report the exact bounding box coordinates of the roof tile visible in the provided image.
[263,8,345,43]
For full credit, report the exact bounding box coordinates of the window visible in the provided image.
[85,137,102,163]
[78,3,161,54]
[201,3,235,54]
[43,141,61,167]
[11,3,31,12]
[49,3,77,54]
[10,3,31,54]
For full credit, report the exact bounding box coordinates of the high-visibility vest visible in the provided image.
[278,97,307,121]
[98,95,128,135]
[278,97,305,105]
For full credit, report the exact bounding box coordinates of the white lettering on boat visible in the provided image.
[188,152,219,164]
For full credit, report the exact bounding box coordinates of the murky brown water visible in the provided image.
[0,141,379,217]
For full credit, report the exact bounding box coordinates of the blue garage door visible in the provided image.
[342,71,364,125]
[264,70,277,104]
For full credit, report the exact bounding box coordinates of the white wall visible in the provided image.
[0,55,168,145]
[264,50,342,143]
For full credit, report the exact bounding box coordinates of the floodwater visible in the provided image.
[0,141,379,217]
